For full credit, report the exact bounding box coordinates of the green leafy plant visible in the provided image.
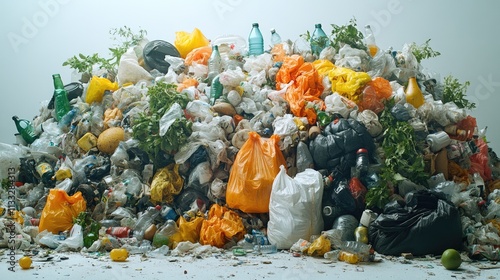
[410,39,441,63]
[1,178,10,191]
[330,18,366,51]
[366,99,428,209]
[63,26,147,74]
[132,82,192,166]
[442,75,475,110]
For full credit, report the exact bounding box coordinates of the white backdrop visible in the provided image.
[1,0,499,152]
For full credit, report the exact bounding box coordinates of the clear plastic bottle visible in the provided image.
[270,28,282,46]
[364,25,379,57]
[133,206,161,241]
[58,107,79,132]
[254,244,277,254]
[209,75,223,105]
[248,23,264,56]
[207,44,222,85]
[310,23,328,56]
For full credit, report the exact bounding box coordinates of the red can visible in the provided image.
[106,227,132,238]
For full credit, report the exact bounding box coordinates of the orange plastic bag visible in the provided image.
[38,189,86,234]
[199,204,245,248]
[226,132,286,213]
[174,28,210,58]
[177,78,199,92]
[85,76,119,104]
[358,85,385,114]
[469,139,492,181]
[185,46,212,66]
[275,55,324,125]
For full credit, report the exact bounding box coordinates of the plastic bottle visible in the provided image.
[12,116,38,144]
[58,107,79,132]
[355,148,369,179]
[152,220,178,248]
[339,240,372,261]
[106,226,132,238]
[405,77,425,109]
[36,160,55,186]
[254,244,277,254]
[209,75,223,105]
[364,25,379,57]
[207,44,222,85]
[133,205,161,241]
[310,23,328,56]
[248,23,264,56]
[316,109,332,128]
[354,224,369,244]
[270,28,282,46]
[473,172,485,199]
[52,74,71,122]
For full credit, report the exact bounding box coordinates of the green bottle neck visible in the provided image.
[53,74,64,89]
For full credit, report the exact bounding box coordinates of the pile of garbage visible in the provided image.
[2,21,500,264]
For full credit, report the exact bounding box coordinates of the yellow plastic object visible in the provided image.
[85,76,118,104]
[405,77,425,108]
[226,132,286,213]
[175,216,204,246]
[150,164,184,204]
[103,108,123,128]
[110,248,129,262]
[54,168,72,181]
[174,28,210,58]
[339,251,360,264]
[38,189,86,234]
[199,204,245,248]
[306,235,331,257]
[77,132,98,152]
[328,67,372,103]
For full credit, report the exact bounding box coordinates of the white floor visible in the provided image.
[1,250,499,280]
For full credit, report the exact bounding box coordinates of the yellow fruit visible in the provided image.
[110,248,129,262]
[97,127,125,154]
[19,256,32,269]
[441,248,462,270]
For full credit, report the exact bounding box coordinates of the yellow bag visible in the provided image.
[307,235,332,257]
[85,76,119,104]
[175,216,204,245]
[150,163,184,204]
[328,67,371,103]
[174,28,210,58]
[226,132,286,213]
[199,204,245,248]
[38,189,86,234]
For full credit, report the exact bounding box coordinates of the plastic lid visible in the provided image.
[357,148,368,154]
[315,23,322,28]
[270,28,276,33]
[252,23,259,27]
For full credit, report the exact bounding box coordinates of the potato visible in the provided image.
[212,102,236,116]
[97,127,125,154]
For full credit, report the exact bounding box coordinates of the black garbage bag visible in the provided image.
[322,179,357,230]
[309,116,376,173]
[368,189,463,256]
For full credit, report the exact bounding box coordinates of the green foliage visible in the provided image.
[1,178,10,191]
[330,18,366,51]
[365,184,391,210]
[62,26,147,74]
[410,39,441,63]
[442,75,475,110]
[132,82,192,166]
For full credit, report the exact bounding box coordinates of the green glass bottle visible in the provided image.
[12,116,38,144]
[316,109,332,128]
[53,74,71,121]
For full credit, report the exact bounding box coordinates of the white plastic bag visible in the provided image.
[117,48,153,86]
[159,103,183,136]
[324,93,357,119]
[267,166,324,249]
[357,109,383,137]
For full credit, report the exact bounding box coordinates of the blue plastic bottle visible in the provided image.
[248,23,264,56]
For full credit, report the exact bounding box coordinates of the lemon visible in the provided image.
[19,256,32,269]
[441,248,462,270]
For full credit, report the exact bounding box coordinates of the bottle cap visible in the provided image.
[270,28,276,33]
[357,148,368,154]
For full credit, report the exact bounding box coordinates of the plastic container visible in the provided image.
[270,28,282,46]
[405,77,425,109]
[354,224,369,244]
[106,226,132,238]
[364,25,379,57]
[134,206,161,241]
[209,75,223,105]
[52,74,71,122]
[355,148,369,178]
[248,23,264,56]
[254,244,277,254]
[310,23,328,56]
[207,45,222,85]
[426,131,452,152]
[12,116,38,144]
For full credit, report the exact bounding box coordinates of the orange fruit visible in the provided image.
[441,249,462,270]
[19,256,32,269]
